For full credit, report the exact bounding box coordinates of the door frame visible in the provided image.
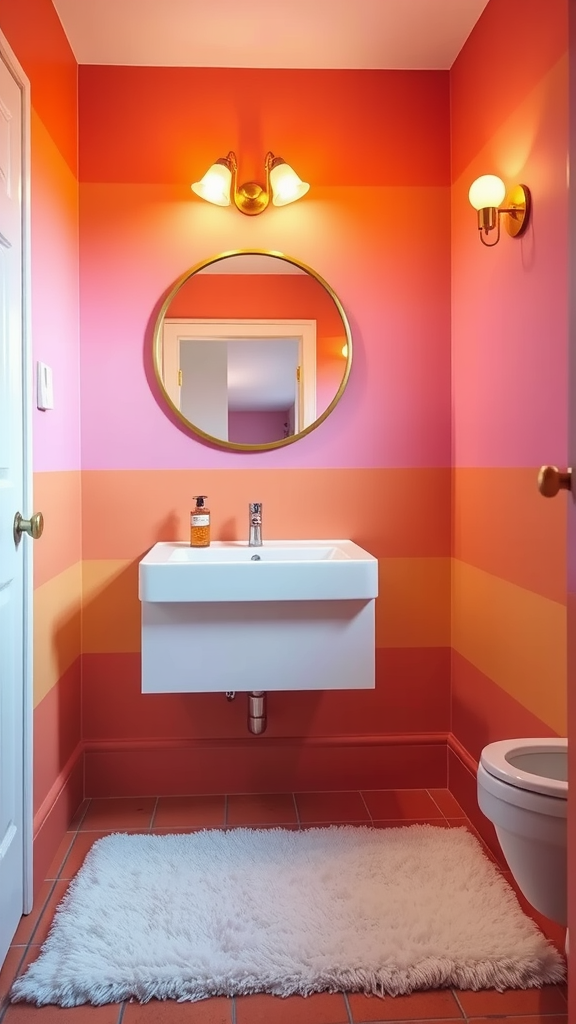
[0,28,33,915]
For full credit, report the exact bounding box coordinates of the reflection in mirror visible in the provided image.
[153,251,352,451]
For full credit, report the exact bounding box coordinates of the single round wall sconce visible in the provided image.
[192,151,309,216]
[468,174,531,246]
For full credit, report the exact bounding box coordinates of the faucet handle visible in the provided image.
[249,502,262,522]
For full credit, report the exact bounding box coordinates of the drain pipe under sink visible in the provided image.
[248,691,267,734]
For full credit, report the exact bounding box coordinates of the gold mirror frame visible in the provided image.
[152,249,352,451]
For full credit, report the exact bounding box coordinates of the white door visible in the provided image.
[0,40,32,966]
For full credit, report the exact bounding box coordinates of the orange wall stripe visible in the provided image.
[0,0,77,175]
[82,556,450,655]
[453,468,566,604]
[34,562,82,708]
[79,67,449,187]
[34,471,82,589]
[377,558,451,648]
[452,559,566,734]
[81,468,451,562]
[451,1,567,182]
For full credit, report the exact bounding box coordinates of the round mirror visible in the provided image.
[152,250,352,451]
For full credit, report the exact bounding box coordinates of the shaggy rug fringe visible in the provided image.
[11,825,565,1007]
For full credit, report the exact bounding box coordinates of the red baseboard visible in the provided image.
[32,743,84,894]
[83,733,449,797]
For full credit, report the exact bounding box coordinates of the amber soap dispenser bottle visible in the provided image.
[190,495,210,547]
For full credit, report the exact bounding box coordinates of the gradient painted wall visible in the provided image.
[78,66,452,796]
[449,0,568,825]
[0,0,82,886]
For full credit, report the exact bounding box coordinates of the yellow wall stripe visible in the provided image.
[82,556,451,655]
[452,559,566,734]
[34,561,82,708]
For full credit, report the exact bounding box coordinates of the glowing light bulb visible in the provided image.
[191,161,232,207]
[270,161,310,207]
[468,175,506,211]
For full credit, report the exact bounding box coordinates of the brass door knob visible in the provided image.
[537,466,572,498]
[14,511,44,541]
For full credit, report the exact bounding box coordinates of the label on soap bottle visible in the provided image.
[191,514,210,527]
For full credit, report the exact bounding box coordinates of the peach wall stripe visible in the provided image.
[33,562,82,708]
[453,468,566,604]
[377,557,451,648]
[33,471,82,589]
[82,556,449,655]
[81,468,451,561]
[452,559,566,734]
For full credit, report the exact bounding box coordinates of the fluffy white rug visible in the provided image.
[12,825,564,1007]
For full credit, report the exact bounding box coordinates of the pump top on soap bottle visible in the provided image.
[190,495,210,547]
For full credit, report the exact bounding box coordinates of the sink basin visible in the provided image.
[139,540,378,603]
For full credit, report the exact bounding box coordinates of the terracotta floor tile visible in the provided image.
[3,1003,121,1020]
[457,984,567,1016]
[295,792,370,823]
[11,881,54,946]
[123,996,233,1023]
[348,989,464,1021]
[153,795,226,829]
[226,793,297,826]
[428,789,466,817]
[79,798,156,831]
[44,832,77,880]
[370,818,451,829]
[29,881,70,947]
[0,947,26,1003]
[68,800,91,829]
[361,789,444,821]
[235,992,349,1024]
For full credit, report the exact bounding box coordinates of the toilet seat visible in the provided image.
[480,738,567,799]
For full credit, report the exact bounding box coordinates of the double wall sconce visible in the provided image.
[192,151,309,216]
[468,174,531,247]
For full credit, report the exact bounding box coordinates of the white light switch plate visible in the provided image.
[37,361,54,410]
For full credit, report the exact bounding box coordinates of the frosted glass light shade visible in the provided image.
[191,162,232,207]
[270,161,310,207]
[468,175,506,211]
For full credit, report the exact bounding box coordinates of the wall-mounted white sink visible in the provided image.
[139,540,378,603]
[139,540,378,694]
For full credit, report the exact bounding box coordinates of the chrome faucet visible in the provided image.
[249,502,263,546]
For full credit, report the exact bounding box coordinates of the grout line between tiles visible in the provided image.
[117,1000,127,1023]
[358,790,373,823]
[425,787,450,821]
[292,792,301,827]
[451,986,468,1020]
[149,796,159,830]
[342,990,354,1023]
[230,994,237,1024]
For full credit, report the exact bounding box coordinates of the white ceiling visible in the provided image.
[51,0,490,69]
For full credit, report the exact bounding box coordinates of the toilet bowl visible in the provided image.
[477,737,567,926]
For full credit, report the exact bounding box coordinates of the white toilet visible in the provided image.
[477,737,567,926]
